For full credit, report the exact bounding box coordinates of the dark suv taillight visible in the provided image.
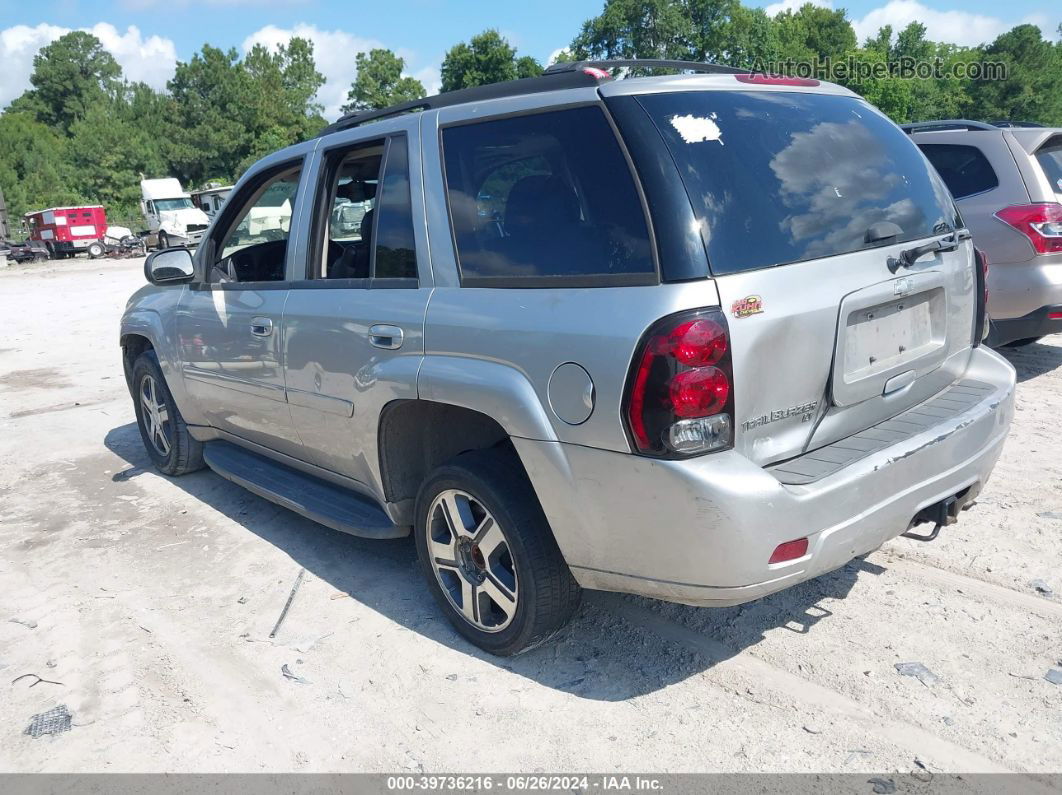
[994,203,1062,254]
[623,308,734,457]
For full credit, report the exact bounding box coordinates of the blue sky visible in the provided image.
[1,0,1058,118]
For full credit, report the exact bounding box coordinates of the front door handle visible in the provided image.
[369,324,403,350]
[250,317,273,337]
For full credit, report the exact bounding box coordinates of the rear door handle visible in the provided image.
[250,317,273,337]
[369,324,403,350]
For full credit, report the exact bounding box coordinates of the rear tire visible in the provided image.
[131,350,204,476]
[87,241,104,259]
[414,448,581,656]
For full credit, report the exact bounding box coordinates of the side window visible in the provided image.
[373,138,418,279]
[441,106,655,285]
[1035,138,1062,193]
[212,166,300,284]
[315,134,418,282]
[918,144,998,199]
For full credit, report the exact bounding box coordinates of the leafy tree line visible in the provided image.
[2,5,1061,232]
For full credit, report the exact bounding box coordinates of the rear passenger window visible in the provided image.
[441,106,655,286]
[1035,139,1062,193]
[918,144,998,199]
[373,138,418,280]
[316,135,418,282]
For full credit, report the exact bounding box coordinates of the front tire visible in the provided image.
[414,449,581,656]
[131,351,204,476]
[157,231,169,251]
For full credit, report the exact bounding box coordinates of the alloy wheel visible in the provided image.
[139,374,171,456]
[426,489,518,632]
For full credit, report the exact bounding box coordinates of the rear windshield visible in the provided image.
[1035,138,1062,194]
[635,91,961,274]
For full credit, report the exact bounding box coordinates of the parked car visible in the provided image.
[122,61,1016,656]
[903,120,1062,346]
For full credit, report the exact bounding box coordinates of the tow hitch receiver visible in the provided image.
[902,495,960,542]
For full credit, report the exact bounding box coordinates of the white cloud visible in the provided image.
[0,22,176,109]
[852,1,1027,47]
[764,0,832,17]
[243,23,437,120]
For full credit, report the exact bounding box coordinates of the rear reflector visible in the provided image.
[769,537,809,564]
[735,74,820,87]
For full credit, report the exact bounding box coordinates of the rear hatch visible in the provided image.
[629,86,977,465]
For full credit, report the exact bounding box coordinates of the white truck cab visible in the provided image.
[140,178,210,249]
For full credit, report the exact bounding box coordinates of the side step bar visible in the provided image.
[202,441,407,540]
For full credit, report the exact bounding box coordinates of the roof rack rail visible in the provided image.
[545,58,750,76]
[319,58,752,136]
[900,120,998,134]
[320,68,610,136]
[989,120,1045,129]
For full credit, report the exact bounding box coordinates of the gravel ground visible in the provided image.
[0,256,1059,774]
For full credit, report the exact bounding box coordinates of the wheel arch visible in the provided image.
[378,400,514,510]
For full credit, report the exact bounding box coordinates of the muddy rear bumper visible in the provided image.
[515,346,1015,606]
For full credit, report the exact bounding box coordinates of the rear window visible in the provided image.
[918,143,998,199]
[441,106,655,286]
[1035,138,1062,194]
[635,91,961,274]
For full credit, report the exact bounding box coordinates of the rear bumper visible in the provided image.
[986,304,1062,346]
[986,254,1062,324]
[515,347,1015,607]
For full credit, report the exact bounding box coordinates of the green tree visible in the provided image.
[0,112,80,222]
[441,30,542,91]
[966,24,1062,125]
[570,0,696,61]
[342,49,426,112]
[240,37,327,170]
[165,45,254,185]
[67,101,167,228]
[774,4,856,62]
[569,0,776,71]
[10,31,122,133]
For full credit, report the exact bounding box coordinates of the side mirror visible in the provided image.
[145,247,194,285]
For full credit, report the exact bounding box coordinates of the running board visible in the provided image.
[202,441,406,539]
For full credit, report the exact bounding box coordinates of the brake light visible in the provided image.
[582,67,611,80]
[994,203,1062,254]
[624,309,734,457]
[1049,311,1062,320]
[769,537,809,564]
[735,74,820,87]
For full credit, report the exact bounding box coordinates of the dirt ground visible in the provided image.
[0,256,1060,775]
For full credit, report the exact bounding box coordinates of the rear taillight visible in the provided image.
[973,246,989,346]
[624,309,734,457]
[994,203,1062,254]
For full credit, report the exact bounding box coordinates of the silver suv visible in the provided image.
[904,120,1062,347]
[121,61,1016,655]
